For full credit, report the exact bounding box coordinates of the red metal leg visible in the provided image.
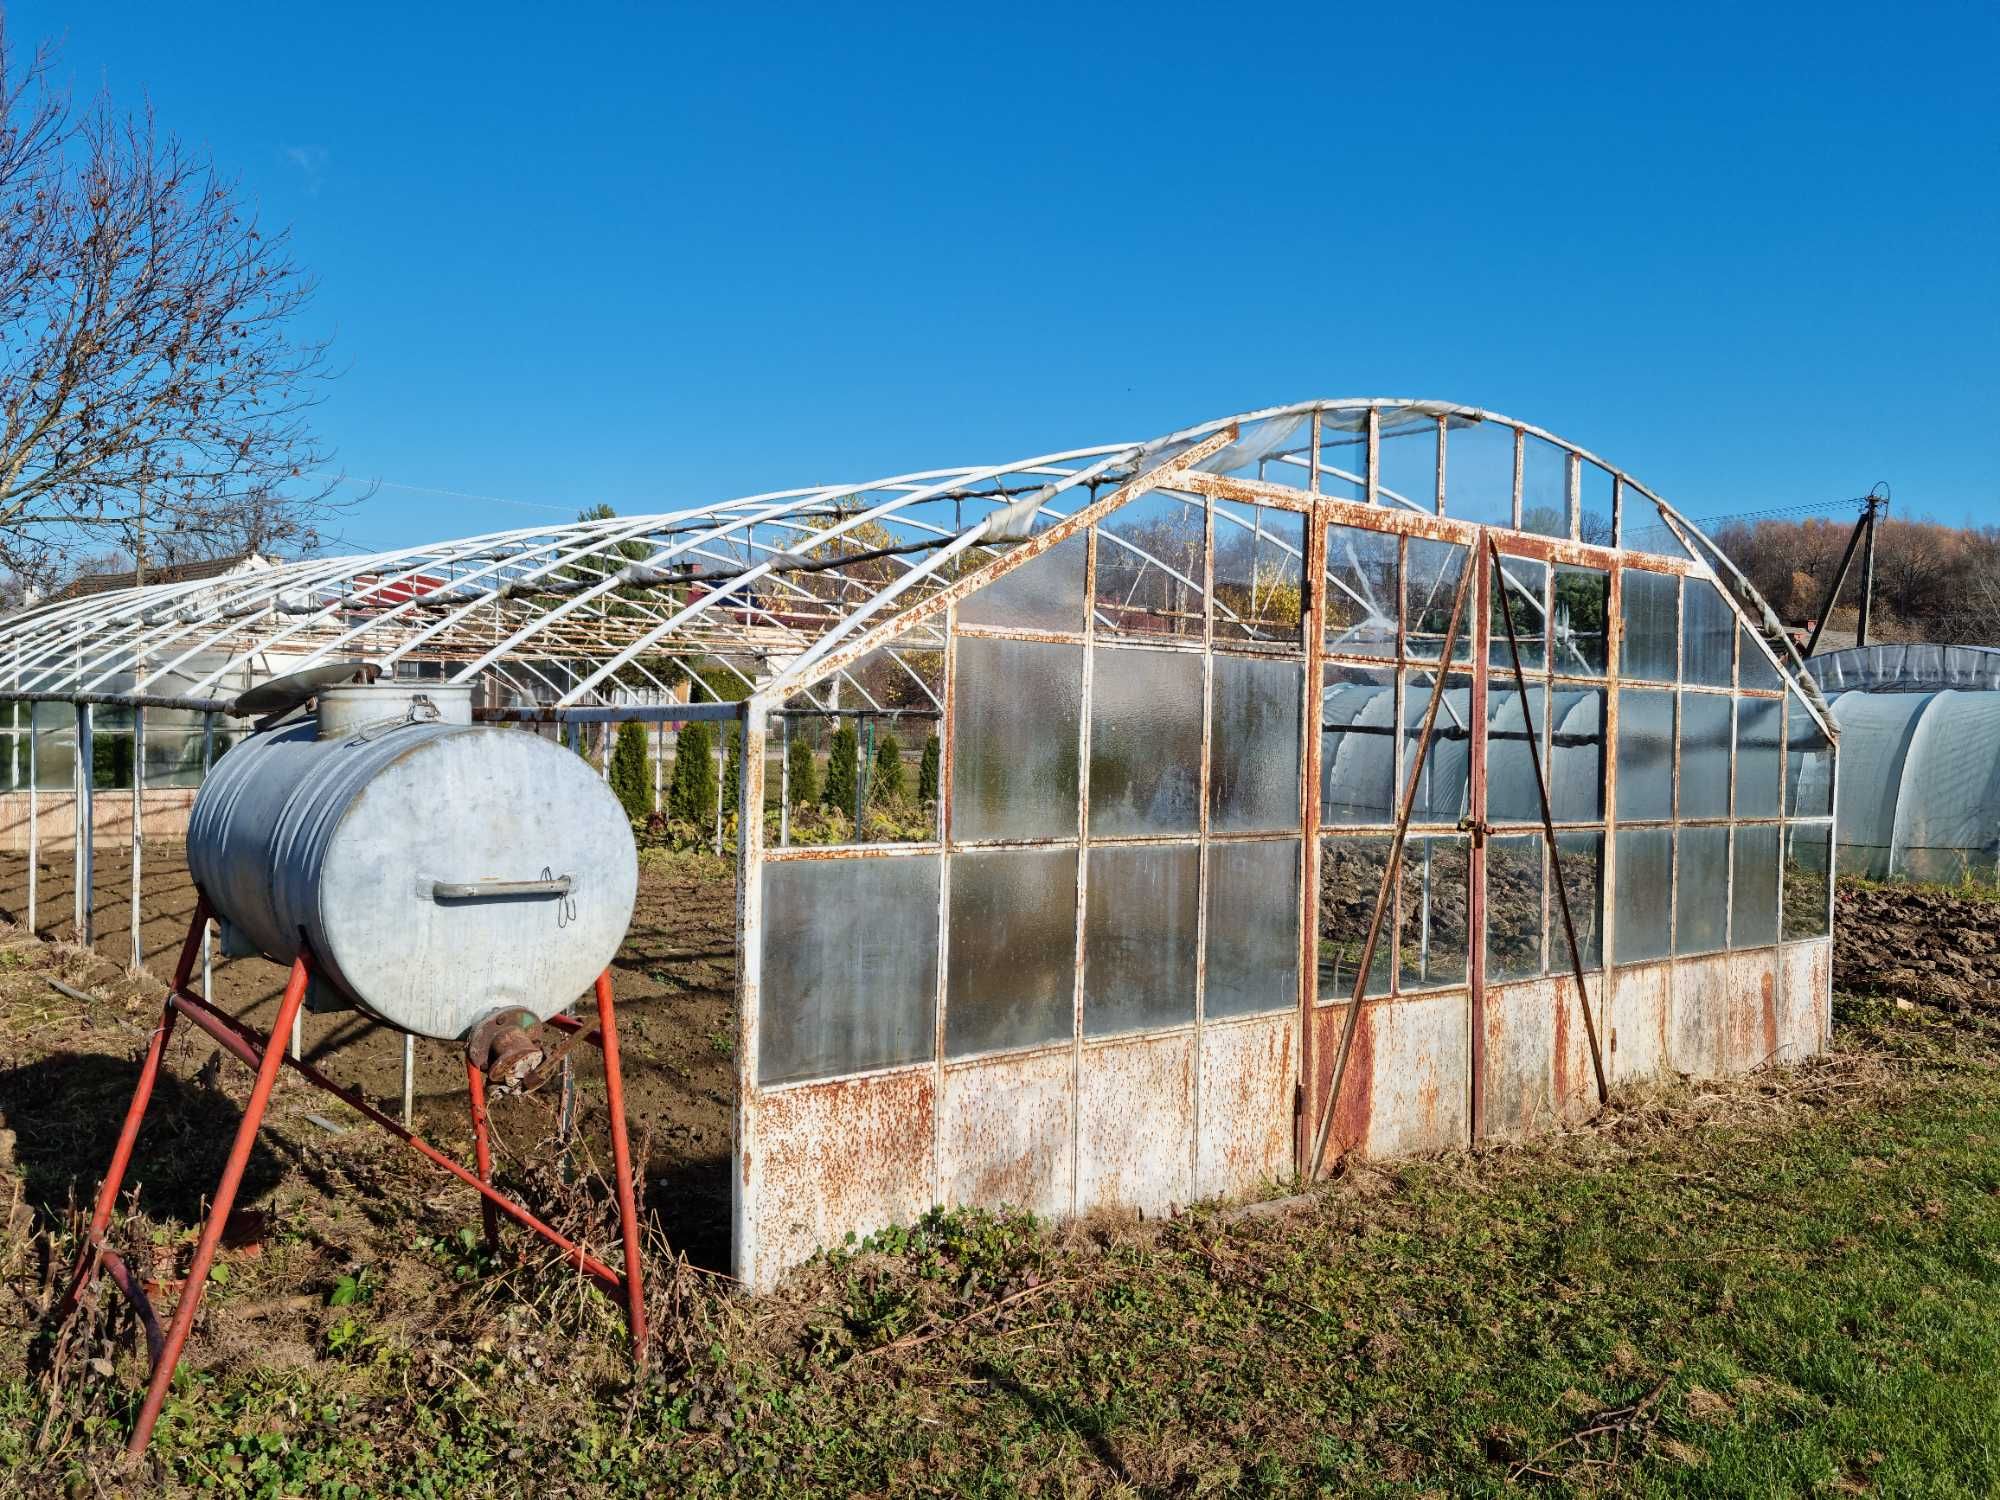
[125,955,309,1464]
[594,971,648,1360]
[465,1059,500,1250]
[55,1003,178,1324]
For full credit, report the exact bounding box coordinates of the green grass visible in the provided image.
[9,994,1999,1496]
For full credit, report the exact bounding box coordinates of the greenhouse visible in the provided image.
[0,399,1839,1289]
[1806,644,2000,883]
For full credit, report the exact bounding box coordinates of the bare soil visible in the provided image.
[1835,879,2000,1014]
[0,843,738,1269]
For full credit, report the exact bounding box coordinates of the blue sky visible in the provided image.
[17,1,1998,552]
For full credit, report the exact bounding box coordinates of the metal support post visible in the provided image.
[128,707,144,974]
[73,703,93,946]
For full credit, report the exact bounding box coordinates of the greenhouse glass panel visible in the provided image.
[1405,539,1473,662]
[1730,823,1780,949]
[952,636,1081,841]
[1397,834,1470,989]
[1485,680,1547,825]
[1323,523,1398,658]
[1554,831,1605,972]
[1739,624,1785,692]
[1615,827,1673,963]
[1319,835,1393,998]
[1084,843,1199,1037]
[1376,418,1438,513]
[1580,463,1615,546]
[1211,654,1302,834]
[1785,691,1833,817]
[1615,688,1674,822]
[1520,436,1570,540]
[1490,554,1549,672]
[1549,688,1606,822]
[1321,667,1396,826]
[1096,492,1206,641]
[1205,839,1300,1020]
[1212,502,1305,652]
[760,856,941,1085]
[959,532,1087,632]
[1678,694,1732,820]
[1486,834,1545,982]
[1620,569,1679,682]
[1089,646,1202,837]
[1682,579,1735,688]
[1734,696,1783,820]
[946,847,1077,1057]
[1552,565,1610,675]
[1782,822,1833,941]
[1675,825,1730,955]
[1446,420,1517,529]
[1402,670,1473,824]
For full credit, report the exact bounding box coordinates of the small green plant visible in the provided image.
[609,720,652,820]
[786,727,818,808]
[328,1267,380,1308]
[668,720,717,826]
[918,733,940,803]
[822,723,859,816]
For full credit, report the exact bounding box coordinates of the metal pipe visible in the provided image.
[200,712,213,1000]
[466,1058,500,1249]
[73,703,92,945]
[402,1033,415,1127]
[129,706,143,974]
[594,969,649,1357]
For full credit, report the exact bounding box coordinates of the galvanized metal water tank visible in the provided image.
[187,683,638,1040]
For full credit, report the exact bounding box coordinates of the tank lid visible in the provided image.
[234,661,381,724]
[317,682,476,739]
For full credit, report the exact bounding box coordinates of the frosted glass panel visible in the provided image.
[1084,843,1198,1036]
[1211,655,1302,834]
[1319,836,1393,998]
[1205,839,1301,1020]
[1554,831,1604,972]
[1786,691,1833,818]
[1096,493,1206,641]
[1549,688,1606,822]
[1552,565,1610,676]
[1782,822,1833,941]
[946,847,1077,1057]
[1213,502,1305,652]
[1615,688,1674,823]
[1397,834,1469,989]
[1322,667,1396,825]
[1731,823,1780,949]
[1405,539,1473,662]
[1734,696,1782,819]
[1402,671,1473,823]
[1486,680,1547,825]
[959,532,1087,632]
[952,636,1081,842]
[1620,569,1679,682]
[1490,555,1548,671]
[1323,523,1398,657]
[1678,694,1732,820]
[1675,825,1729,955]
[1089,646,1201,837]
[1615,827,1673,964]
[760,855,940,1085]
[1739,625,1785,692]
[1487,833,1544,982]
[1682,579,1735,688]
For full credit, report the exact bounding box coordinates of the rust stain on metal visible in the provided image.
[1076,1032,1195,1217]
[752,1069,935,1275]
[1197,1016,1295,1199]
[939,1049,1072,1219]
[1610,962,1671,1082]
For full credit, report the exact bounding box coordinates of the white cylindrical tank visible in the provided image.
[188,684,638,1040]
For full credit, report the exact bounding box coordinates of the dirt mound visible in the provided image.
[1835,880,1999,1012]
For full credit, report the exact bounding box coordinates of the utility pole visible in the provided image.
[1855,485,1888,650]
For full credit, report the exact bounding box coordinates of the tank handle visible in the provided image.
[426,874,572,900]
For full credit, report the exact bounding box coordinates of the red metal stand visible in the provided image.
[55,898,649,1464]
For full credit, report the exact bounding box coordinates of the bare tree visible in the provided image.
[0,20,346,597]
